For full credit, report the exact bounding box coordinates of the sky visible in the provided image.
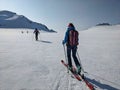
[0,0,120,31]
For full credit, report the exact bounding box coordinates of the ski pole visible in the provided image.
[63,44,69,73]
[77,50,87,73]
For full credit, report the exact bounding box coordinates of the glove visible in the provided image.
[62,40,65,45]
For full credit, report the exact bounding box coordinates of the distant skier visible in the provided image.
[34,28,40,41]
[21,31,24,34]
[62,23,81,74]
[26,31,29,34]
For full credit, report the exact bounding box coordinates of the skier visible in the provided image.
[62,23,81,74]
[34,28,40,41]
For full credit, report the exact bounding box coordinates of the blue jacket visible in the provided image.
[63,26,76,44]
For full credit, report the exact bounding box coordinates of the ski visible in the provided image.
[61,60,81,81]
[79,74,95,90]
[61,60,95,90]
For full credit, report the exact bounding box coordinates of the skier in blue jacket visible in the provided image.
[62,23,81,74]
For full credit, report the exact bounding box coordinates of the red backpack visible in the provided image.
[68,30,79,46]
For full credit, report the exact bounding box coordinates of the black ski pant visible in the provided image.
[67,46,80,68]
[35,34,38,41]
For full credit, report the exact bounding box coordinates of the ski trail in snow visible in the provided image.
[52,69,68,90]
[52,67,90,90]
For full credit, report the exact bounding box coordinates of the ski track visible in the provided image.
[52,69,66,90]
[52,68,72,90]
[52,67,89,90]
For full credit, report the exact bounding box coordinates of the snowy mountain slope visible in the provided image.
[0,25,120,90]
[0,10,55,32]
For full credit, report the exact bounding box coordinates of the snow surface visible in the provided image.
[0,25,120,90]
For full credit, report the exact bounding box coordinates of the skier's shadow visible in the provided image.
[38,40,52,44]
[86,77,119,90]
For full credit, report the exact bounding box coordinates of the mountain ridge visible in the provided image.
[0,10,55,32]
